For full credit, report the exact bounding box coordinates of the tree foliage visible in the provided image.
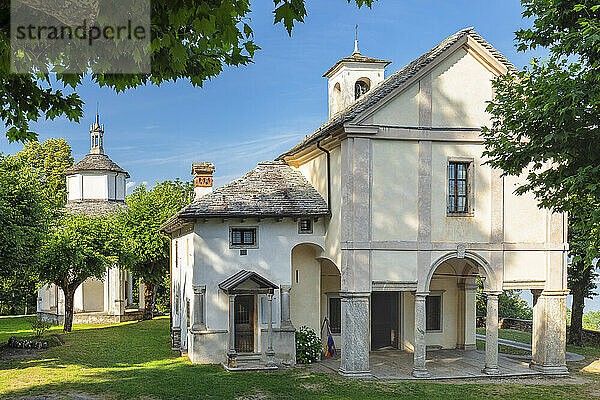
[119,180,193,319]
[481,0,600,345]
[0,0,376,142]
[13,139,74,210]
[0,155,48,281]
[39,213,124,332]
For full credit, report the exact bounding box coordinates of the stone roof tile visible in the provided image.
[160,161,329,232]
[63,154,130,178]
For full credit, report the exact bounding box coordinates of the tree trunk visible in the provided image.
[569,285,585,347]
[62,286,75,333]
[143,281,155,320]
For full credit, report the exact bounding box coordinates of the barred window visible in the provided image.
[329,297,341,334]
[448,162,469,213]
[298,218,313,234]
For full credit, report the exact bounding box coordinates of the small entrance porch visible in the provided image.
[219,270,279,371]
[315,349,540,380]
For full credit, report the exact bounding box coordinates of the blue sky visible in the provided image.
[0,0,539,191]
[2,0,596,311]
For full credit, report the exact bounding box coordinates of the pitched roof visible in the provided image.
[323,51,391,78]
[160,161,329,232]
[219,270,278,294]
[64,200,128,217]
[63,154,130,178]
[277,27,517,160]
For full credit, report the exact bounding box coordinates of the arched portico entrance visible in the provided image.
[412,251,500,378]
[289,243,341,345]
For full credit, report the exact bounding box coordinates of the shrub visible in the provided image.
[295,326,321,364]
[31,319,52,339]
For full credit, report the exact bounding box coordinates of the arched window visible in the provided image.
[355,78,370,100]
[333,82,342,112]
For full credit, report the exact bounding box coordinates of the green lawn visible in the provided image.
[0,318,599,399]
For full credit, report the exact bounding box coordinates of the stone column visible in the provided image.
[192,285,206,331]
[483,291,501,375]
[464,283,477,350]
[266,293,275,366]
[227,294,237,367]
[412,292,429,378]
[530,290,568,375]
[138,280,145,310]
[339,292,371,378]
[280,285,293,328]
[111,267,124,316]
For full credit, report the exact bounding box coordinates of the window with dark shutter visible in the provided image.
[329,297,341,334]
[426,295,442,331]
[230,227,257,247]
[448,161,470,213]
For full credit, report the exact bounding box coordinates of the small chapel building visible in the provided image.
[37,116,144,324]
[160,28,569,377]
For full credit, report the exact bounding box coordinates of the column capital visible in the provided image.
[192,285,206,295]
[339,291,370,298]
[483,290,502,297]
[280,284,291,292]
[541,289,570,297]
[414,291,430,299]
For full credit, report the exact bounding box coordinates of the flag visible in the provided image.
[324,331,336,358]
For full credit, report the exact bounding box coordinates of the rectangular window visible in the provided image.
[298,218,313,234]
[329,297,341,334]
[230,227,257,247]
[448,161,470,214]
[426,295,442,331]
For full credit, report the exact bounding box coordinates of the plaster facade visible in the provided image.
[166,29,568,377]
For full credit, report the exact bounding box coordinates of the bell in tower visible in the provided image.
[90,114,104,155]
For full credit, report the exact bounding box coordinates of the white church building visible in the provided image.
[160,28,569,377]
[37,116,144,324]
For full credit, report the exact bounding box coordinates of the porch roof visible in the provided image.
[218,270,278,295]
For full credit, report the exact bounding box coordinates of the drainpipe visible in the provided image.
[316,139,331,214]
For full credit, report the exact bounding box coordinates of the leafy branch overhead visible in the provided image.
[0,0,377,142]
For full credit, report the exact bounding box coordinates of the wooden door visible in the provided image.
[371,292,399,350]
[235,295,254,353]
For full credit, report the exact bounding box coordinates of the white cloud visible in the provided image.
[126,181,136,190]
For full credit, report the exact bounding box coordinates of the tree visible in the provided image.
[567,199,599,345]
[0,155,48,281]
[481,0,600,345]
[0,0,376,142]
[119,180,193,320]
[39,214,123,332]
[13,139,74,210]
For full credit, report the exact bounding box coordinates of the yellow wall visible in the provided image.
[503,174,547,243]
[430,143,491,243]
[371,83,419,125]
[371,251,417,282]
[431,47,494,128]
[298,146,342,267]
[372,140,419,241]
[290,244,321,333]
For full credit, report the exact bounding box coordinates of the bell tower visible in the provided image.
[323,37,391,118]
[90,114,104,155]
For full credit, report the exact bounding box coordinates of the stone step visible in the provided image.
[236,353,262,362]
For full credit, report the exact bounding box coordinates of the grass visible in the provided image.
[0,318,599,399]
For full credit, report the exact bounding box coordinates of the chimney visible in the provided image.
[191,162,215,200]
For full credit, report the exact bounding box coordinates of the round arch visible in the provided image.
[424,251,497,292]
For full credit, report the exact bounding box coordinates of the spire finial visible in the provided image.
[354,24,359,54]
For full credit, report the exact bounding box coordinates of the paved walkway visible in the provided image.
[475,334,585,362]
[311,349,541,380]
